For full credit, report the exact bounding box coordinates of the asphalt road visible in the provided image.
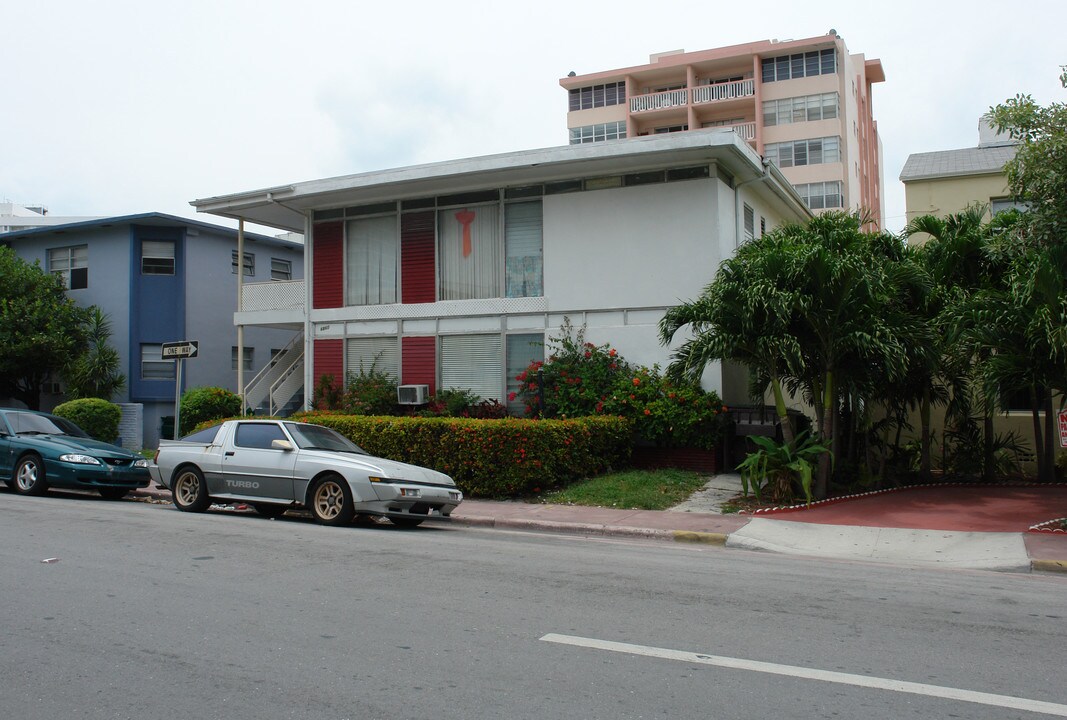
[2,490,1066,720]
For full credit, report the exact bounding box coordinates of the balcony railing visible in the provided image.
[630,88,688,113]
[631,79,756,114]
[728,122,756,140]
[692,78,755,105]
[241,279,305,312]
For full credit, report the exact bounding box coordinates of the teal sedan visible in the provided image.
[0,408,151,500]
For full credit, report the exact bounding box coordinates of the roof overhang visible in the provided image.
[192,131,810,232]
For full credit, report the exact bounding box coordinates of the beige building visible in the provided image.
[900,117,1021,232]
[560,31,885,228]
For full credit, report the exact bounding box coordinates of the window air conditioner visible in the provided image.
[397,384,430,405]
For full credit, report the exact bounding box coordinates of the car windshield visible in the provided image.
[7,412,89,438]
[284,423,367,454]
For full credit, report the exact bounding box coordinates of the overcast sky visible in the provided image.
[3,0,1064,235]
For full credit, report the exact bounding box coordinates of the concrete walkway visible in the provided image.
[132,475,1067,574]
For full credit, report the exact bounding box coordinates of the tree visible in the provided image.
[661,212,920,498]
[63,307,126,401]
[0,247,90,410]
[984,69,1067,482]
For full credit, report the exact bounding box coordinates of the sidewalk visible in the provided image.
[133,477,1067,574]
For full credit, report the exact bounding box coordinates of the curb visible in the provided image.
[451,516,728,546]
[1031,559,1067,574]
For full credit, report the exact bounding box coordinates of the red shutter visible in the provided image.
[313,339,344,407]
[402,336,436,395]
[312,221,343,309]
[401,211,435,304]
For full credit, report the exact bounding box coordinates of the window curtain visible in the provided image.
[438,205,501,300]
[505,201,543,298]
[346,215,398,305]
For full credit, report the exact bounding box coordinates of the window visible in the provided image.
[743,204,755,242]
[760,216,767,237]
[653,124,689,134]
[48,245,88,289]
[505,201,543,298]
[231,251,254,277]
[569,121,626,144]
[345,337,399,382]
[439,204,501,301]
[761,48,836,82]
[795,181,844,210]
[234,422,287,450]
[141,344,175,380]
[346,214,397,305]
[270,258,292,281]
[762,93,839,126]
[990,197,1027,216]
[506,333,544,415]
[440,334,503,402]
[1003,385,1048,413]
[231,346,253,372]
[765,137,840,168]
[568,81,626,111]
[142,240,175,275]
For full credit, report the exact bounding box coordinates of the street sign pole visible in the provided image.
[174,358,183,439]
[161,341,199,440]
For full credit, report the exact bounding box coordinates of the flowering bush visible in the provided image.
[514,321,729,449]
[514,319,631,418]
[602,366,728,450]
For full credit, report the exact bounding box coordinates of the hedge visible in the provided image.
[53,398,121,442]
[294,413,633,497]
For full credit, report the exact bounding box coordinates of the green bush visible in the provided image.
[180,387,242,432]
[53,398,121,442]
[342,365,398,415]
[292,412,633,497]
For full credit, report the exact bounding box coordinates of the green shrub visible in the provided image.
[342,365,398,415]
[293,412,632,497]
[180,387,242,432]
[53,398,121,442]
[313,373,343,410]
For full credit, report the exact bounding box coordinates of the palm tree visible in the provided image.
[63,307,126,400]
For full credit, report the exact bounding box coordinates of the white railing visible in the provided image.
[630,88,689,113]
[691,78,754,105]
[243,332,304,413]
[730,122,757,140]
[241,279,305,312]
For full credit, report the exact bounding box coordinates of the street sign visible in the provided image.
[161,341,199,360]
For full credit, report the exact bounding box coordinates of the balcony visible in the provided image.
[630,79,755,114]
[236,279,305,328]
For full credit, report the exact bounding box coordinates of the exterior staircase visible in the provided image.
[244,332,304,416]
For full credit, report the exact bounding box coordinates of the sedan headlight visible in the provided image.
[133,458,149,468]
[59,454,102,465]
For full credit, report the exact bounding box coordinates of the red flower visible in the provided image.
[609,348,617,357]
[584,351,592,359]
[632,377,640,386]
[508,392,517,401]
[644,409,651,415]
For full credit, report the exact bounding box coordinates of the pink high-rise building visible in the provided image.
[561,31,885,228]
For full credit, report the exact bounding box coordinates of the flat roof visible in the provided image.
[191,130,810,232]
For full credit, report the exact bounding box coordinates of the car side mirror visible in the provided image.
[271,439,294,451]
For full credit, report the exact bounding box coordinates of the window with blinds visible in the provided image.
[505,201,543,298]
[346,337,399,382]
[440,334,503,402]
[142,240,175,275]
[48,245,88,289]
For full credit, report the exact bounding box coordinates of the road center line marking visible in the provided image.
[540,633,1067,717]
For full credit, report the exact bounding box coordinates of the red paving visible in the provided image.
[760,485,1067,532]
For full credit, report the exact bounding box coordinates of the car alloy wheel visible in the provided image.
[310,475,354,526]
[13,454,48,496]
[173,467,211,512]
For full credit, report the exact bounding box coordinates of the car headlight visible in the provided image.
[133,458,149,468]
[59,454,102,465]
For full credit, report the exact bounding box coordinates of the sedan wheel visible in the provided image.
[172,467,211,513]
[13,454,48,496]
[310,476,354,526]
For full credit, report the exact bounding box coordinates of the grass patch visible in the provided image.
[540,469,707,511]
